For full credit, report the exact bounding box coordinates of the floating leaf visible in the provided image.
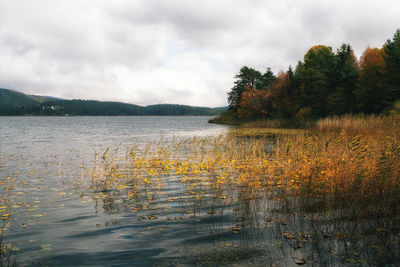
[283,232,294,240]
[41,244,52,251]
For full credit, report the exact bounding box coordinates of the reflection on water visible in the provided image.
[0,117,398,266]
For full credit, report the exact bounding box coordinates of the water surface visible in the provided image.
[0,116,395,266]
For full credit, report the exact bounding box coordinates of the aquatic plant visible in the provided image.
[87,114,400,265]
[91,115,400,220]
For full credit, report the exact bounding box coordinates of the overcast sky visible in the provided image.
[0,0,399,107]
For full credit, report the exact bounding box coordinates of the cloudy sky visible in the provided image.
[0,0,399,107]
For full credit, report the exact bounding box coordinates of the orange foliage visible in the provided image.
[237,86,271,118]
[237,72,293,118]
[310,44,329,52]
[270,72,288,95]
[359,47,386,73]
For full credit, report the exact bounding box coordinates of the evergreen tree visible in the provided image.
[326,44,359,114]
[261,67,276,89]
[296,45,336,117]
[384,29,400,101]
[227,66,262,111]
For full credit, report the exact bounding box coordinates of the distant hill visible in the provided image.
[0,88,60,115]
[0,88,53,106]
[0,88,226,116]
[144,104,226,116]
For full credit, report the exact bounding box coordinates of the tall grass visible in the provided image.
[240,118,309,129]
[315,114,400,135]
[276,127,400,217]
[92,114,400,220]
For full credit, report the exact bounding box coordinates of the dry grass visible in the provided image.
[275,126,400,217]
[315,114,400,135]
[240,118,309,129]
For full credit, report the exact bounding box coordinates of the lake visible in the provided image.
[0,116,232,266]
[0,116,395,266]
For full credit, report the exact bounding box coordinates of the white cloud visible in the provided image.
[0,0,399,107]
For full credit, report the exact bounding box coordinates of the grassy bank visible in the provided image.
[209,110,309,128]
[208,109,243,125]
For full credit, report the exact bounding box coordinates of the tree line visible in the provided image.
[227,29,400,120]
[0,88,225,116]
[39,100,225,116]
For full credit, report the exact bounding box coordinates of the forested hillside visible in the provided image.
[0,88,225,116]
[224,29,400,121]
[0,88,58,115]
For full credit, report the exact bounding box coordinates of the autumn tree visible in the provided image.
[237,85,272,119]
[355,47,388,113]
[225,29,400,122]
[267,69,299,119]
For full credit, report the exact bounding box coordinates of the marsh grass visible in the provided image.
[91,115,399,220]
[315,114,400,135]
[89,114,400,264]
[240,118,310,129]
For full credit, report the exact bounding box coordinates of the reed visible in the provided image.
[315,114,400,135]
[240,118,309,129]
[91,114,400,220]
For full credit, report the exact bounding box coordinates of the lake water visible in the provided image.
[0,117,395,266]
[0,116,233,266]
